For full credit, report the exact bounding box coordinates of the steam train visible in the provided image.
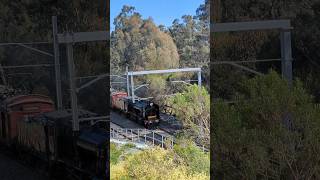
[111,91,160,128]
[0,94,108,179]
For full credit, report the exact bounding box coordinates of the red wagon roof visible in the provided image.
[5,94,54,108]
[111,91,127,96]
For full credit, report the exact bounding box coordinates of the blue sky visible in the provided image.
[110,0,204,30]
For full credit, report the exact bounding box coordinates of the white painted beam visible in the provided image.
[128,68,201,76]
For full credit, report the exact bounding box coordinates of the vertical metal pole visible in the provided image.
[126,66,130,96]
[144,129,147,143]
[161,136,164,148]
[213,0,221,22]
[52,16,63,110]
[280,30,293,85]
[197,70,202,86]
[131,75,135,103]
[171,138,173,149]
[152,131,155,146]
[111,129,113,138]
[66,40,79,132]
[117,129,119,139]
[0,65,7,86]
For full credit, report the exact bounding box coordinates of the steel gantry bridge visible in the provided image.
[110,67,203,103]
[126,67,202,103]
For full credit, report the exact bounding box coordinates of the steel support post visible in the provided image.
[152,131,155,146]
[131,130,133,142]
[52,16,63,110]
[161,136,164,148]
[131,75,135,103]
[280,30,293,85]
[66,41,79,132]
[197,70,202,86]
[126,66,130,96]
[0,65,6,85]
[144,130,147,142]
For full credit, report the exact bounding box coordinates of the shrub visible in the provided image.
[110,144,210,180]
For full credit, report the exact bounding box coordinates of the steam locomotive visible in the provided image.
[111,91,160,128]
[0,94,108,179]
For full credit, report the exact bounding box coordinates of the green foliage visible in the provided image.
[213,0,320,102]
[145,75,167,101]
[167,85,210,146]
[111,5,179,75]
[110,143,137,165]
[169,1,210,88]
[110,141,209,180]
[173,138,210,175]
[110,143,123,164]
[111,1,210,96]
[212,71,320,179]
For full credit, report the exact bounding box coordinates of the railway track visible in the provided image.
[111,122,208,152]
[110,111,209,152]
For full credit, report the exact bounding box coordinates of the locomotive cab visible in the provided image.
[111,90,161,129]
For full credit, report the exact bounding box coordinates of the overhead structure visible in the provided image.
[211,19,293,84]
[127,68,202,103]
[52,16,108,132]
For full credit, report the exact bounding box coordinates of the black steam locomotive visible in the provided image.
[111,91,160,128]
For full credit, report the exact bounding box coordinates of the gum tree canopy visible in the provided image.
[111,6,179,74]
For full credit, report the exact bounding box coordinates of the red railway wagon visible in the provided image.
[111,91,128,111]
[0,94,55,142]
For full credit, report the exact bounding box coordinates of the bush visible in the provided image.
[212,71,320,179]
[110,142,210,180]
[110,143,137,164]
[167,84,210,145]
[173,139,210,175]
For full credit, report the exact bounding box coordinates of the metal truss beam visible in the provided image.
[2,64,54,69]
[127,68,202,103]
[212,59,281,64]
[0,42,50,46]
[211,20,292,32]
[57,31,109,43]
[128,68,201,76]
